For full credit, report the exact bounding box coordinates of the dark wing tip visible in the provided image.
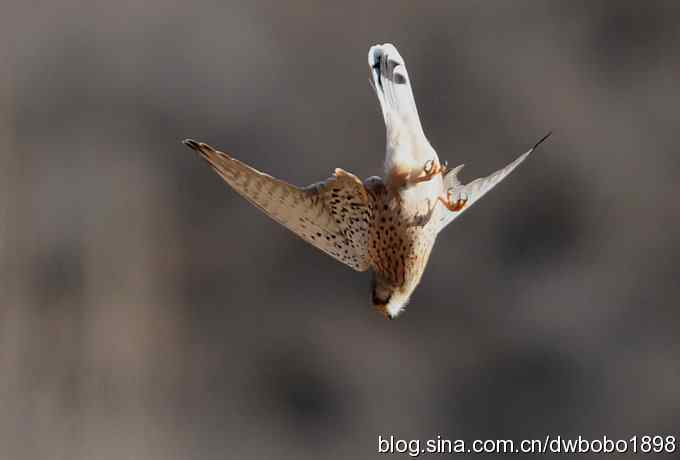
[532,131,553,151]
[182,138,219,162]
[183,139,201,150]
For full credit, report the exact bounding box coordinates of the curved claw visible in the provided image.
[410,159,447,185]
[424,159,435,175]
[439,188,468,212]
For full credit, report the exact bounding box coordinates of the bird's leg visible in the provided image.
[438,188,468,212]
[409,159,448,184]
[390,160,449,191]
[408,198,438,227]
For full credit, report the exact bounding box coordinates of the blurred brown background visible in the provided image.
[1,1,679,459]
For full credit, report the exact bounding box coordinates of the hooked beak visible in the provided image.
[374,304,394,320]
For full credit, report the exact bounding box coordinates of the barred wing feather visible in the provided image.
[184,140,372,271]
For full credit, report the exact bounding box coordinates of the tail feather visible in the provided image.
[368,43,424,138]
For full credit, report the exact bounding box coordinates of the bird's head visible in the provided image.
[371,274,410,320]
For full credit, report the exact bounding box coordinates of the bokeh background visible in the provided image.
[2,1,680,459]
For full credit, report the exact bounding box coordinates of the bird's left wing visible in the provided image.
[436,133,551,233]
[183,140,372,271]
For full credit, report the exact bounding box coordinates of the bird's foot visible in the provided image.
[438,189,468,212]
[410,159,446,184]
[408,198,438,227]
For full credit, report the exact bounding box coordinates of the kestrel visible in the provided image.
[184,43,550,319]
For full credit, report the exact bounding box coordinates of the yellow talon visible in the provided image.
[424,159,435,175]
[439,190,468,212]
[412,160,444,184]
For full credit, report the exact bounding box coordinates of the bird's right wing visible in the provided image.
[436,133,552,233]
[183,140,372,271]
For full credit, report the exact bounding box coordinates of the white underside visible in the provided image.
[385,288,413,318]
[368,43,440,183]
[386,300,407,318]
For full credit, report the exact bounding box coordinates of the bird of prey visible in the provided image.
[183,43,550,319]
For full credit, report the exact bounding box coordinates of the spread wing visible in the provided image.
[436,133,552,233]
[183,140,371,271]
